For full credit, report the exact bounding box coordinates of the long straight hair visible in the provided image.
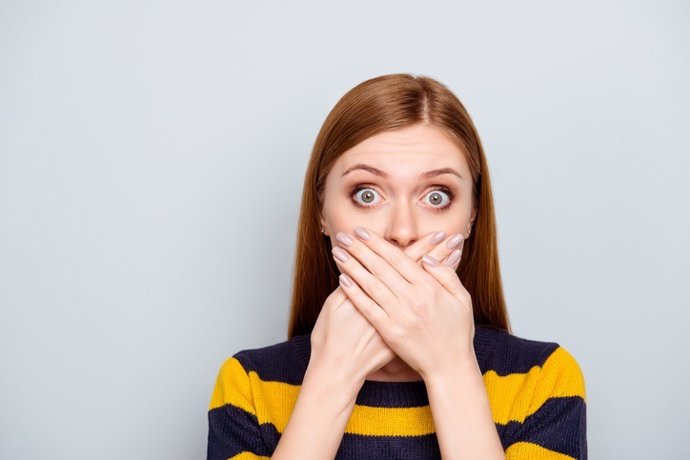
[287,73,511,339]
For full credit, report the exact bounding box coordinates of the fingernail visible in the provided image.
[422,255,438,266]
[445,249,462,266]
[446,233,463,249]
[339,273,353,287]
[336,232,353,247]
[354,226,370,240]
[332,247,349,262]
[430,231,446,244]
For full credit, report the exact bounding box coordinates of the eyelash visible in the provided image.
[350,184,455,213]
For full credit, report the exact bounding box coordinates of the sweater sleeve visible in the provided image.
[505,346,588,460]
[207,356,271,460]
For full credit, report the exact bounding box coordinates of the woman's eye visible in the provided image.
[423,189,452,209]
[352,187,453,210]
[352,187,381,206]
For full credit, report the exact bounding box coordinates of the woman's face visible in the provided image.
[320,123,476,261]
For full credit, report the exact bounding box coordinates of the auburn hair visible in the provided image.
[287,73,511,339]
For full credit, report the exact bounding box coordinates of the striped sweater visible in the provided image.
[207,325,587,459]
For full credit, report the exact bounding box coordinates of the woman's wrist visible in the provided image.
[419,343,478,384]
[303,357,364,408]
[272,358,362,459]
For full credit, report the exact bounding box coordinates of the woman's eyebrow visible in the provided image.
[341,163,463,180]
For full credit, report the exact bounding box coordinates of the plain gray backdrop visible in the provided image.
[1,0,688,458]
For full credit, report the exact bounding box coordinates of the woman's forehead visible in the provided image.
[333,126,468,177]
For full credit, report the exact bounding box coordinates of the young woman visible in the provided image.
[207,73,587,460]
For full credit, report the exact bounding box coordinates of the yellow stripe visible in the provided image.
[528,346,586,414]
[346,404,436,436]
[210,346,585,435]
[249,376,300,432]
[209,357,256,414]
[506,441,575,459]
[248,375,438,436]
[483,346,586,424]
[483,364,540,425]
[229,452,270,460]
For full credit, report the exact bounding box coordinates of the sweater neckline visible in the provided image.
[291,326,495,407]
[357,378,429,407]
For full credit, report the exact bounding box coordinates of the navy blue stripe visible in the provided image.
[233,334,309,385]
[497,396,587,459]
[258,426,442,460]
[356,379,429,407]
[335,432,442,459]
[478,326,560,376]
[235,327,559,382]
[207,404,271,460]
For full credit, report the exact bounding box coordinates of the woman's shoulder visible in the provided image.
[475,326,587,459]
[475,325,585,389]
[216,333,312,384]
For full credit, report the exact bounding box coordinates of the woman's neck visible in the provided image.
[365,355,423,382]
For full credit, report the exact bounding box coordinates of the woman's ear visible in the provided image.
[467,209,477,236]
[320,212,329,236]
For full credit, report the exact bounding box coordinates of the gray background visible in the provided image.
[1,1,688,458]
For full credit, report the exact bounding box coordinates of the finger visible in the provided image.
[331,245,399,317]
[421,255,467,299]
[442,248,463,271]
[334,230,412,295]
[348,226,438,286]
[338,273,392,337]
[403,230,448,265]
[427,233,464,268]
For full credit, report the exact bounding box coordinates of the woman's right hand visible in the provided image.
[309,284,394,390]
[308,229,466,390]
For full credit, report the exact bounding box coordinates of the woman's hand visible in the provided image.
[309,283,395,391]
[330,226,474,381]
[310,230,463,388]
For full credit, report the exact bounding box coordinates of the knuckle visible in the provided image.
[369,258,388,278]
[324,292,338,307]
[370,280,388,300]
[420,282,436,299]
[361,278,377,297]
[389,324,406,343]
[411,296,426,312]
[406,288,428,312]
[389,251,405,268]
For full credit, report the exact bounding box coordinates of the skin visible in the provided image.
[320,122,477,381]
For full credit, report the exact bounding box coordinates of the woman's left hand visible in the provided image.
[331,226,476,381]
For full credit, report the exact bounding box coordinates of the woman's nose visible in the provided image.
[383,202,419,248]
